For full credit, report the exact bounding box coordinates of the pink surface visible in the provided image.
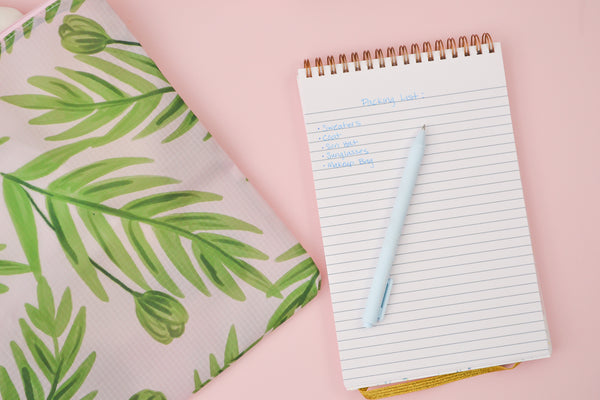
[3,0,599,399]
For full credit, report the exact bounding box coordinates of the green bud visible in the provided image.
[134,291,189,345]
[59,15,111,54]
[129,389,167,400]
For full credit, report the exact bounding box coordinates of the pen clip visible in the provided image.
[377,278,393,322]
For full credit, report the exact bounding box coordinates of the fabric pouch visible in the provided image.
[0,1,320,399]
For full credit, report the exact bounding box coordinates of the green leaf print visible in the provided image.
[266,244,320,332]
[1,157,277,337]
[0,279,96,400]
[193,325,262,393]
[1,15,199,146]
[0,137,9,146]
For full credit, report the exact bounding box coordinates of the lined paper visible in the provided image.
[297,44,551,390]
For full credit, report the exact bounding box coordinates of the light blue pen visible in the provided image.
[363,125,426,328]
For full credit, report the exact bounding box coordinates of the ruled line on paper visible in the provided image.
[341,331,547,363]
[335,310,542,343]
[339,320,545,352]
[302,85,508,116]
[347,347,549,381]
[306,94,508,125]
[334,291,539,324]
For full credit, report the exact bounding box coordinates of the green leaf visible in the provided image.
[0,283,8,294]
[10,341,44,400]
[136,96,187,139]
[275,243,307,262]
[78,175,179,203]
[28,76,93,103]
[158,213,262,234]
[219,255,275,297]
[36,277,55,321]
[5,31,15,54]
[223,325,239,367]
[124,221,183,298]
[0,365,20,400]
[266,276,318,332]
[30,109,94,125]
[47,199,109,302]
[12,138,97,181]
[79,391,98,400]
[59,307,86,382]
[163,112,198,143]
[55,288,73,337]
[199,233,267,260]
[104,48,168,82]
[46,106,130,141]
[56,67,127,101]
[0,260,31,275]
[154,229,210,296]
[75,55,157,93]
[0,137,8,146]
[208,354,220,377]
[25,304,54,337]
[45,1,61,23]
[202,132,212,142]
[192,242,245,301]
[123,191,223,218]
[53,352,96,400]
[2,179,40,275]
[78,210,150,291]
[0,244,5,251]
[0,94,65,110]
[93,97,162,146]
[70,0,87,12]
[193,370,205,392]
[272,258,318,293]
[49,157,152,193]
[19,319,57,382]
[23,18,34,39]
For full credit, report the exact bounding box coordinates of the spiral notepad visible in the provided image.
[296,34,551,391]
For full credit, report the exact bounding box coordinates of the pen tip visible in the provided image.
[422,124,426,130]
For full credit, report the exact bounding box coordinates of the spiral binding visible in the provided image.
[303,33,494,78]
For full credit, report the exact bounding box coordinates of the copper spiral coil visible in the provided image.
[458,36,470,56]
[447,37,458,58]
[351,52,361,71]
[471,34,482,54]
[302,33,494,77]
[387,47,398,66]
[435,39,446,59]
[423,41,434,61]
[326,55,337,74]
[374,49,385,67]
[399,45,409,64]
[339,54,349,73]
[482,32,495,52]
[303,59,312,78]
[363,50,373,69]
[411,43,422,63]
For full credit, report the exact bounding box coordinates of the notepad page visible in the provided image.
[297,44,551,390]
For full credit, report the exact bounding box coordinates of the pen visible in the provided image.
[362,125,426,328]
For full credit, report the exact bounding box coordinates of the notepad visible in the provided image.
[296,35,551,390]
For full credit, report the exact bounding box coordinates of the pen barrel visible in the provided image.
[363,132,425,328]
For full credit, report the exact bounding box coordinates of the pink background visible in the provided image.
[3,0,599,399]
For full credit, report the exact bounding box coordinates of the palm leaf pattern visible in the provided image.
[1,15,198,146]
[192,325,261,392]
[0,244,32,295]
[1,157,279,304]
[1,1,88,57]
[266,244,320,332]
[0,278,97,400]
